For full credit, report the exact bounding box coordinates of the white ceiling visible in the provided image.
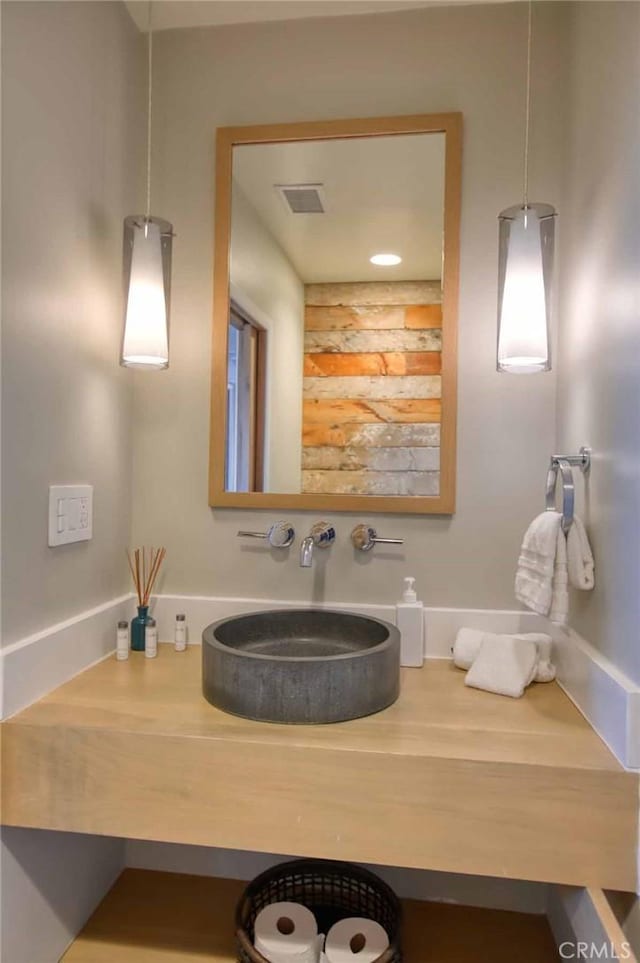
[124,0,513,33]
[232,133,445,283]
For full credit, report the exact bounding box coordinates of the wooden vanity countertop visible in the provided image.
[2,648,637,890]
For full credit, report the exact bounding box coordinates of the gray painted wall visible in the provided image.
[1,0,141,646]
[557,1,640,684]
[1,2,140,957]
[130,2,568,612]
[1,1,639,956]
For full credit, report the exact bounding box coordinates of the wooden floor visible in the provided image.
[62,869,560,962]
[3,649,637,889]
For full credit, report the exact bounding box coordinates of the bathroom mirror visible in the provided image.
[210,113,461,514]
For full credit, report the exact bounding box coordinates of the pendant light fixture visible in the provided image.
[120,2,173,370]
[496,0,555,374]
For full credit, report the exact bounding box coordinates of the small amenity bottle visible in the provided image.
[174,613,187,651]
[145,618,158,659]
[396,577,424,667]
[116,620,129,661]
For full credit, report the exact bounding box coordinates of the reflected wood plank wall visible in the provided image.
[302,281,442,496]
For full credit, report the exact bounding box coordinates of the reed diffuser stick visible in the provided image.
[126,550,138,603]
[143,547,166,606]
[135,549,141,605]
[127,545,166,607]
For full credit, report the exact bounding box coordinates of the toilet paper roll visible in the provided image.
[254,901,319,963]
[324,918,389,963]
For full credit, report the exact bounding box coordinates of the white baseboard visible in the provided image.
[0,593,544,722]
[551,624,640,771]
[0,594,132,719]
[148,593,545,659]
[423,605,546,658]
[150,595,640,770]
[2,591,637,773]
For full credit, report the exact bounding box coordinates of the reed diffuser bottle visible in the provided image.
[131,605,149,652]
[127,546,166,652]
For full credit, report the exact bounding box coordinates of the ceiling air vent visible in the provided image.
[275,183,326,214]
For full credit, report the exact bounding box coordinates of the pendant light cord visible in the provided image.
[523,0,532,210]
[145,0,153,223]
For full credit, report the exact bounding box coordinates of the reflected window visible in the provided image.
[225,304,266,492]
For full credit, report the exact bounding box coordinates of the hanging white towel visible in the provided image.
[548,525,569,625]
[452,628,555,682]
[465,635,538,699]
[515,511,568,622]
[567,515,595,590]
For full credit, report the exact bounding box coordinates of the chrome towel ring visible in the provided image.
[545,447,591,534]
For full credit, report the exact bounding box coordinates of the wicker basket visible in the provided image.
[235,858,402,963]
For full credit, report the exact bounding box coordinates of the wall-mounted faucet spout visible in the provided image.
[300,535,314,567]
[299,521,336,568]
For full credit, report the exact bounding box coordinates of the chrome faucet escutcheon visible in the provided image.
[300,521,336,567]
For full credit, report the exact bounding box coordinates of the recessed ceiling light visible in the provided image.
[370,253,402,266]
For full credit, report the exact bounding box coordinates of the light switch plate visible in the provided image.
[48,485,93,547]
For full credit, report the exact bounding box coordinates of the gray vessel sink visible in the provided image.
[202,608,400,724]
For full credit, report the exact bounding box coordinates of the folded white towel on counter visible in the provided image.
[533,635,556,683]
[515,511,569,624]
[465,635,539,699]
[567,515,595,590]
[452,628,555,683]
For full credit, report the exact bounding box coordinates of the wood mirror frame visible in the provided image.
[209,113,462,514]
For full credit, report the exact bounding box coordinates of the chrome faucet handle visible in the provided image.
[237,521,295,549]
[351,524,404,553]
[309,521,336,547]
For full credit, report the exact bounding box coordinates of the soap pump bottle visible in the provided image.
[396,577,424,667]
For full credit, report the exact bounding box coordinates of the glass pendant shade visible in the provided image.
[497,203,555,374]
[121,216,173,369]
